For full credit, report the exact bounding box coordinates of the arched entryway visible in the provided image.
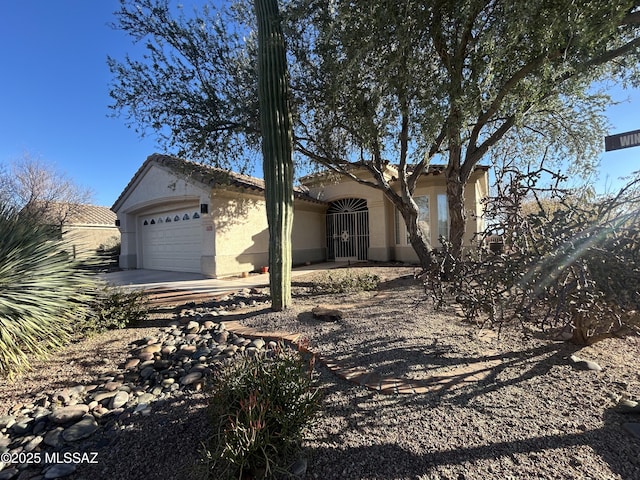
[326,198,369,261]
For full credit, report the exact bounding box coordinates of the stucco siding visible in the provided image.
[210,191,268,276]
[393,245,420,264]
[463,169,489,245]
[209,193,326,277]
[116,164,208,213]
[292,202,326,264]
[62,226,119,259]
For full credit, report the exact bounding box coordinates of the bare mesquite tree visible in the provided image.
[0,154,93,227]
[425,165,640,346]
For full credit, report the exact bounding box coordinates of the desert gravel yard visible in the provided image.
[1,265,639,479]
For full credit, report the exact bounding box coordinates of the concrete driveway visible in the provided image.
[101,261,348,298]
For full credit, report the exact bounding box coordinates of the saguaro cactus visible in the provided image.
[254,0,294,311]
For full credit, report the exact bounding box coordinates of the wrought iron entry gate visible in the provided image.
[326,198,369,260]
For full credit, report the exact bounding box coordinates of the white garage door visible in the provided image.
[140,207,202,273]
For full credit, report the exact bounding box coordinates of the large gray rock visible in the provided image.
[139,367,155,379]
[61,415,98,442]
[124,358,140,370]
[44,463,76,479]
[110,391,129,410]
[49,405,89,424]
[23,435,43,452]
[9,418,32,435]
[43,427,65,449]
[290,457,308,477]
[623,423,640,440]
[569,354,602,372]
[139,343,162,355]
[312,306,343,322]
[180,372,203,386]
[92,391,117,403]
[137,393,156,405]
[186,321,201,333]
[0,468,19,480]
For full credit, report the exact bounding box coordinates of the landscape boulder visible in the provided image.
[312,306,343,322]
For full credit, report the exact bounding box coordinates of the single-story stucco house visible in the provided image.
[42,203,119,259]
[112,154,489,277]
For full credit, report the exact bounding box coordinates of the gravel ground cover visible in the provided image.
[1,264,639,480]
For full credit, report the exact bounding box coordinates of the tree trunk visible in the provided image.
[254,0,294,311]
[394,196,434,270]
[445,165,467,261]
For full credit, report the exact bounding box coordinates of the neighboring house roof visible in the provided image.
[36,202,117,227]
[112,153,325,211]
[66,204,117,226]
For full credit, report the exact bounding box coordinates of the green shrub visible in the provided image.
[203,346,320,479]
[313,269,380,294]
[95,237,120,266]
[81,286,149,334]
[0,205,95,378]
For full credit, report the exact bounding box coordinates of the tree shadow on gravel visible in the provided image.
[136,306,275,328]
[67,393,212,480]
[444,343,578,404]
[128,315,176,328]
[305,370,640,480]
[305,423,640,479]
[375,274,420,290]
[305,311,581,399]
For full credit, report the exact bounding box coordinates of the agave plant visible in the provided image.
[0,205,96,378]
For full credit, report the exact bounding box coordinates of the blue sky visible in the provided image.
[1,1,638,207]
[0,1,163,207]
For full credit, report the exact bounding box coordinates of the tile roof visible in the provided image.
[43,203,117,226]
[299,163,490,184]
[69,204,118,226]
[112,153,325,210]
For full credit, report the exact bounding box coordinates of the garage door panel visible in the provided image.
[140,208,202,273]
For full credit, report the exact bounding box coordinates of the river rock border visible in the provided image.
[0,314,282,480]
[0,294,499,479]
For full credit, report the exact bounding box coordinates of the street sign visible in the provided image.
[605,129,640,152]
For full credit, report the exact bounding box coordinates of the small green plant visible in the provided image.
[81,286,149,333]
[0,205,95,378]
[312,269,380,294]
[203,345,319,479]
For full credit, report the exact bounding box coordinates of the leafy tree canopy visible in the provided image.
[109,0,640,267]
[109,0,260,171]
